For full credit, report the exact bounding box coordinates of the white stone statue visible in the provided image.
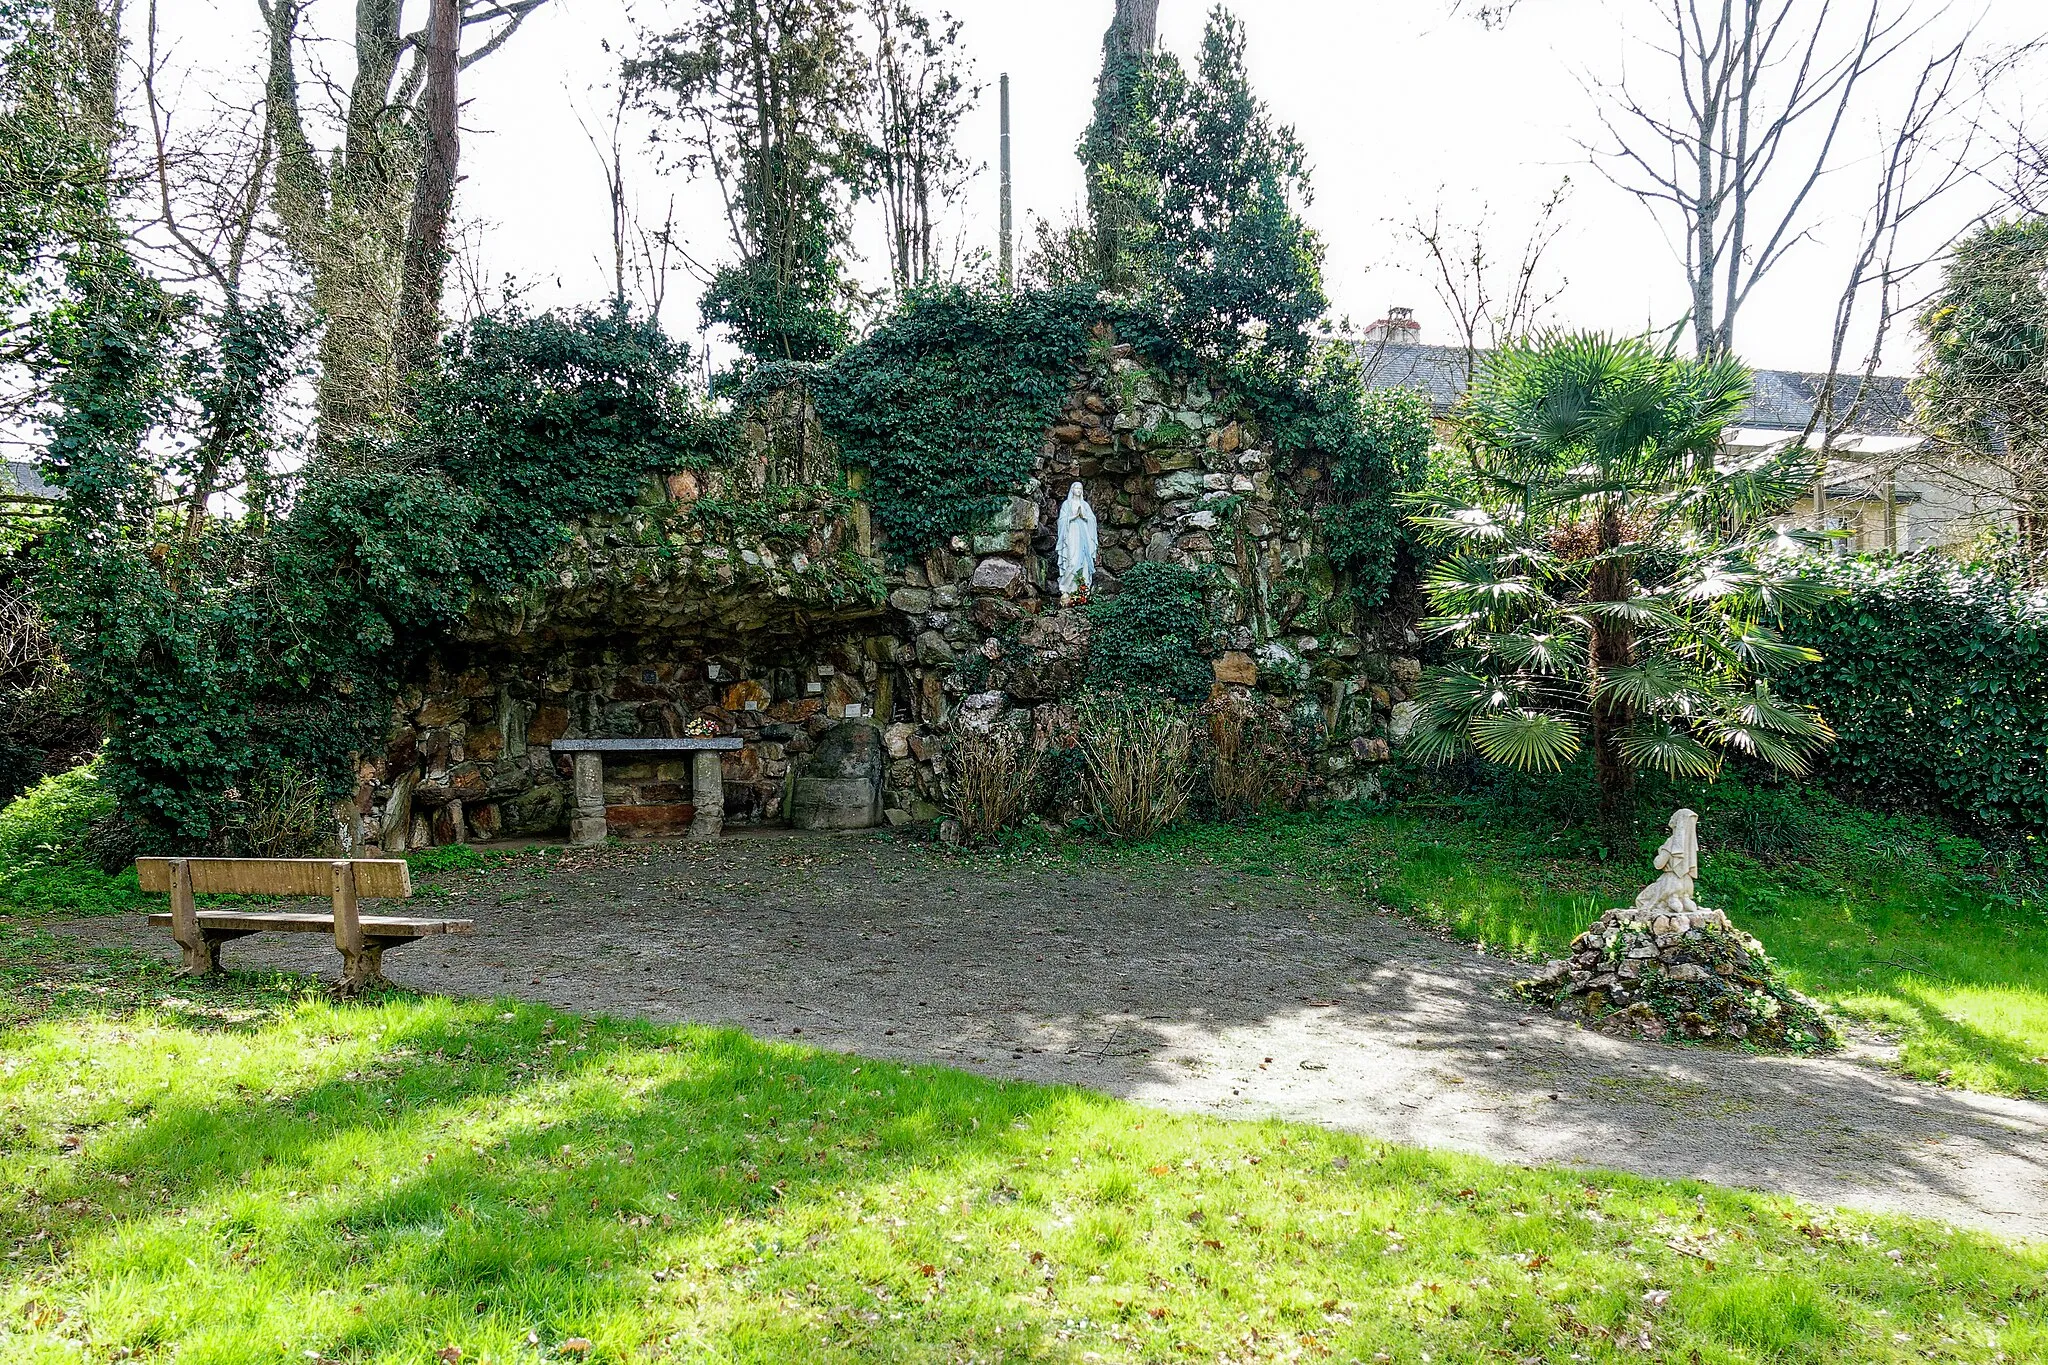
[1055,482,1098,601]
[1631,807,1703,920]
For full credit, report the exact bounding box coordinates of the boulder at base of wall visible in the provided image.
[789,720,884,830]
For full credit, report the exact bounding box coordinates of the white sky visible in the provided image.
[150,0,2044,375]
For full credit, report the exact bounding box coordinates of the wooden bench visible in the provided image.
[138,857,472,994]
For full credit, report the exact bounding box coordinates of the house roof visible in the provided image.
[2,461,61,502]
[1351,342,1916,438]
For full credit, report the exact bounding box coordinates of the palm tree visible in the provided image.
[1404,332,1835,820]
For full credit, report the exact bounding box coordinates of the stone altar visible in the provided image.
[552,737,743,845]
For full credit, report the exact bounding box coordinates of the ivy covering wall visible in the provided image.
[1779,557,2048,833]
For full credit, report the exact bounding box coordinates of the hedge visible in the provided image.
[1779,557,2048,833]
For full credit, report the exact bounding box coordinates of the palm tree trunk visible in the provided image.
[1589,501,1635,828]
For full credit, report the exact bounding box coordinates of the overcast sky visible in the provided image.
[152,0,2042,375]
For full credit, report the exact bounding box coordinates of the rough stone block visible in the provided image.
[969,557,1024,593]
[1213,651,1258,686]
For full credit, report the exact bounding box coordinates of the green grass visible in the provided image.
[1096,798,2048,1100]
[0,932,2041,1364]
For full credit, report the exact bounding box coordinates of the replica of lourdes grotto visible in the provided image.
[363,325,1419,854]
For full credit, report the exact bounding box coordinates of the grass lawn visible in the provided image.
[0,928,2042,1365]
[1105,798,2048,1101]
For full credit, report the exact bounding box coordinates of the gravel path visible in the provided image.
[73,830,2048,1241]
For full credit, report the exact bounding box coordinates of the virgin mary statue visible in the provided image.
[1056,482,1098,601]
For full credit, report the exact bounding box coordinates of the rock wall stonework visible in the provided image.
[359,338,1420,848]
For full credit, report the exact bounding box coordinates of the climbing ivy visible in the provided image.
[1084,560,1216,703]
[38,302,723,842]
[400,305,727,584]
[810,284,1133,554]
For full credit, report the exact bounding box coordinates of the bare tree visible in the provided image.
[864,0,979,297]
[394,0,460,381]
[1411,180,1572,382]
[573,85,689,323]
[1590,0,1922,361]
[256,0,549,457]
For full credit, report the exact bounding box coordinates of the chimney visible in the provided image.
[1363,306,1421,348]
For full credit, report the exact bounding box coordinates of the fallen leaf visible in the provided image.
[435,1349,462,1364]
[558,1339,593,1356]
[1149,1164,1172,1176]
[918,1263,936,1277]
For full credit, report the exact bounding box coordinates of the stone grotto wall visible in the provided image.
[359,334,1424,849]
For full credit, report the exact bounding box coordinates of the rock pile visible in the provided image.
[1518,907,1835,1050]
[1516,809,1837,1052]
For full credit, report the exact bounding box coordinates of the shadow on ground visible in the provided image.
[62,827,2048,1240]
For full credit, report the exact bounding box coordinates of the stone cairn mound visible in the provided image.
[1515,809,1837,1052]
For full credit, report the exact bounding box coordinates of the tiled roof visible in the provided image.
[2,461,61,501]
[1350,342,1915,437]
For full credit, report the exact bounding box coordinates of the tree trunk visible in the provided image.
[1086,0,1161,286]
[395,0,460,383]
[1588,502,1635,828]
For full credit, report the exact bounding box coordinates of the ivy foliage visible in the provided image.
[1264,350,1433,610]
[38,302,719,842]
[396,305,723,584]
[1779,555,2048,833]
[1084,559,1216,703]
[810,284,1123,553]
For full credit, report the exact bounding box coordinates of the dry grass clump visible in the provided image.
[945,714,1045,840]
[1199,690,1308,821]
[1076,689,1195,838]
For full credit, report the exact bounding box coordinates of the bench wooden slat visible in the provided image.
[146,911,471,936]
[136,857,413,899]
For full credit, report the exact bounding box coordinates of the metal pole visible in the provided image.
[999,72,1013,290]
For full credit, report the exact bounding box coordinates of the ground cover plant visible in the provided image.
[0,927,2042,1364]
[1084,780,2048,1100]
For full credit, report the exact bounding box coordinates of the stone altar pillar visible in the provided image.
[690,749,725,839]
[571,751,607,846]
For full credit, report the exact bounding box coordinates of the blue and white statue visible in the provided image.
[1056,481,1098,601]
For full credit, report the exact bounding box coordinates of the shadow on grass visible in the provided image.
[8,987,2048,1365]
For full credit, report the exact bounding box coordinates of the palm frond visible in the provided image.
[1595,659,1705,712]
[1407,508,1513,543]
[1617,724,1722,779]
[1569,596,1684,630]
[1485,632,1577,675]
[1704,720,1820,774]
[1725,682,1835,740]
[1469,710,1582,772]
[1401,718,1473,765]
[1729,626,1822,673]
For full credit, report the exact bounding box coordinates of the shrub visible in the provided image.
[1085,561,1215,703]
[221,763,337,858]
[1779,555,2048,833]
[0,758,152,913]
[0,759,111,876]
[944,713,1046,840]
[1076,690,1196,838]
[1197,690,1307,821]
